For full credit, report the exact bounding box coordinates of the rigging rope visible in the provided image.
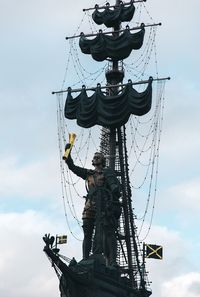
[133,82,166,239]
[56,91,101,241]
[61,12,87,90]
[55,2,166,245]
[139,81,166,241]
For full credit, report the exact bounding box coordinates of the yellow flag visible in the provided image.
[57,235,67,244]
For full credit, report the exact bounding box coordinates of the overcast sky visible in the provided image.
[0,0,200,297]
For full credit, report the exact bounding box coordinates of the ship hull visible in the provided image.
[58,255,151,297]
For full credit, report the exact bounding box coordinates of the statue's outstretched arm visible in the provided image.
[65,153,89,180]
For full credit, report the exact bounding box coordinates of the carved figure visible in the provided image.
[65,149,121,265]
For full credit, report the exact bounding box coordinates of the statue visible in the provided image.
[64,147,121,266]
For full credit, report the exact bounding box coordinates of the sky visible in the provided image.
[0,0,200,296]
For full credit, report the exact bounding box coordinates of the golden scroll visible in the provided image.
[63,133,76,160]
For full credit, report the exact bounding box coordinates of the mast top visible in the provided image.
[83,0,147,12]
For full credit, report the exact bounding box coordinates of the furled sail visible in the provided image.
[79,27,145,62]
[92,2,135,28]
[64,80,152,128]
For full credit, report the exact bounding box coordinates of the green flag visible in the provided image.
[145,244,163,259]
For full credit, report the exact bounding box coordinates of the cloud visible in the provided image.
[153,175,200,228]
[0,211,59,297]
[159,78,200,165]
[0,151,93,225]
[168,178,200,213]
[0,156,60,200]
[161,273,200,297]
[0,212,196,297]
[144,224,197,296]
[0,211,82,297]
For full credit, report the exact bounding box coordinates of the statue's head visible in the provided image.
[92,152,106,168]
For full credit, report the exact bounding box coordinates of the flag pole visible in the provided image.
[141,243,146,289]
[55,235,58,250]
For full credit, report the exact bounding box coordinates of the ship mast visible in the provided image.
[44,2,169,296]
[108,0,121,170]
[51,3,164,288]
[100,0,144,289]
[51,0,168,290]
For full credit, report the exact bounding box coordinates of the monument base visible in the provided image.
[58,254,151,297]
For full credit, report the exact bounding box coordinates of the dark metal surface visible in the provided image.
[43,235,151,297]
[65,23,161,40]
[83,0,146,12]
[52,77,170,94]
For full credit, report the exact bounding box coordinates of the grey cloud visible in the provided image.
[189,281,200,295]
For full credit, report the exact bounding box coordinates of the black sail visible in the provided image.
[79,27,145,62]
[64,80,152,128]
[92,2,135,28]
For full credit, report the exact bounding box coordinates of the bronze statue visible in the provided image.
[64,148,121,266]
